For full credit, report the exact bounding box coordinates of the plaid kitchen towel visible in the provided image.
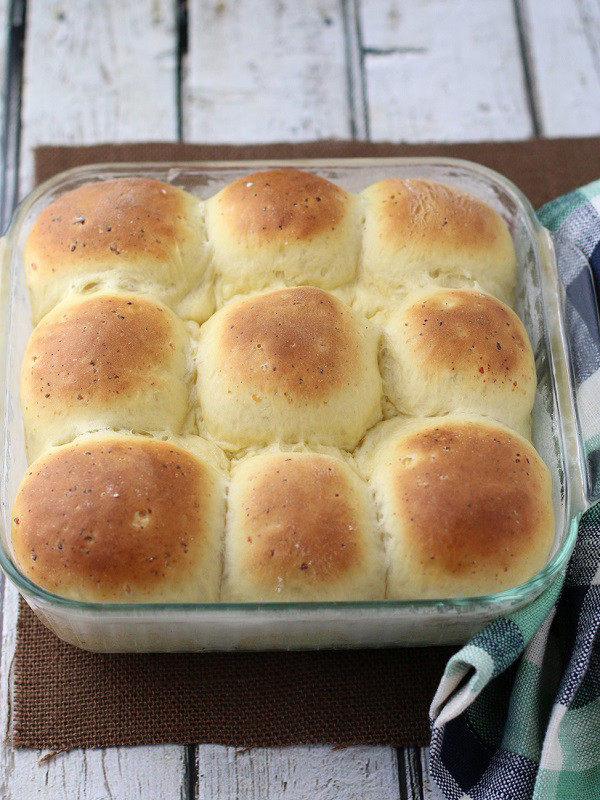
[429,181,600,800]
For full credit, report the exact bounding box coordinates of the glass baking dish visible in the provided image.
[0,157,595,652]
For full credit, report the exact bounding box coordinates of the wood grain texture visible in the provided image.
[19,0,179,195]
[0,585,188,799]
[183,0,351,142]
[360,0,533,142]
[397,747,430,799]
[521,0,600,136]
[196,744,401,800]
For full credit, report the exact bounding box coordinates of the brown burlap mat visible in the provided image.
[12,137,600,751]
[15,600,453,749]
[36,136,600,209]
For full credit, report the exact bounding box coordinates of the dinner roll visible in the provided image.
[360,179,517,306]
[204,168,361,302]
[382,287,536,438]
[196,286,382,450]
[358,416,554,600]
[24,177,213,324]
[11,433,227,603]
[16,167,554,614]
[223,450,384,602]
[21,292,193,461]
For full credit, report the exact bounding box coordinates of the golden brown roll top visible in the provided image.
[21,292,194,461]
[24,177,213,324]
[222,450,384,602]
[357,416,554,600]
[204,168,361,302]
[11,433,227,603]
[360,179,517,307]
[381,287,536,437]
[196,286,382,451]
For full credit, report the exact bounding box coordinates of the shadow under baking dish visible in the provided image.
[0,157,589,651]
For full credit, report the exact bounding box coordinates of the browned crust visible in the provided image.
[400,289,531,386]
[25,177,195,277]
[211,168,350,240]
[234,454,364,586]
[218,286,364,401]
[388,421,552,577]
[12,438,218,599]
[366,179,508,251]
[22,294,183,406]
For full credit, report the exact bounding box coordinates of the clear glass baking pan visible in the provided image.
[0,157,595,652]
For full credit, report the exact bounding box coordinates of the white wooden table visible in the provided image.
[0,2,599,798]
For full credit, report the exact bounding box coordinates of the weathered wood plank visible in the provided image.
[196,744,401,800]
[360,0,533,142]
[183,0,351,143]
[0,584,188,799]
[19,0,179,196]
[521,0,600,136]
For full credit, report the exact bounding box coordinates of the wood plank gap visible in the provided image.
[176,0,188,142]
[513,0,542,137]
[396,749,409,800]
[185,744,197,799]
[409,748,425,800]
[397,748,424,800]
[342,0,369,140]
[0,0,25,233]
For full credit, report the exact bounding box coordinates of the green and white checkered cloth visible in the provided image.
[429,180,600,800]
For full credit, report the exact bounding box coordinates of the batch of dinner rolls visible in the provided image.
[11,168,554,605]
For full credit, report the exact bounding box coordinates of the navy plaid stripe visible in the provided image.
[440,713,496,792]
[470,750,538,800]
[556,585,600,707]
[565,506,600,585]
[470,618,524,676]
